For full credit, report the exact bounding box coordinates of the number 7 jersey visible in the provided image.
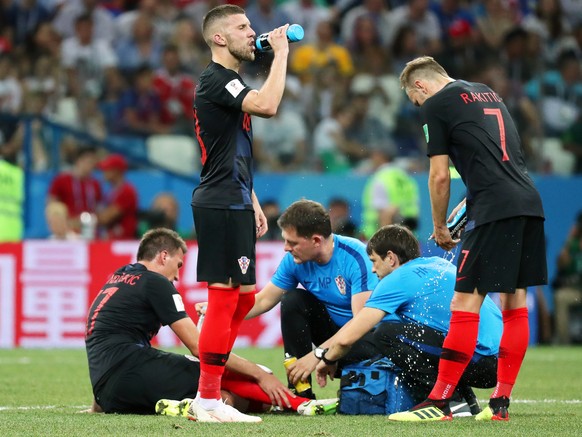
[421,80,544,228]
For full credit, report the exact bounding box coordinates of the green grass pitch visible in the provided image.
[0,346,581,436]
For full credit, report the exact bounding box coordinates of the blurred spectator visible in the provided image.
[258,198,282,241]
[152,44,195,135]
[350,51,402,132]
[342,90,393,168]
[553,211,582,344]
[96,153,138,240]
[359,143,420,240]
[115,0,178,43]
[47,145,102,233]
[3,0,53,47]
[253,80,307,172]
[281,0,331,43]
[521,0,578,67]
[346,14,384,75]
[291,19,354,85]
[525,50,582,138]
[389,25,422,76]
[0,54,23,114]
[474,0,516,58]
[499,26,540,84]
[340,0,392,46]
[385,0,442,56]
[562,114,582,174]
[437,14,479,78]
[115,13,163,74]
[117,65,169,137]
[52,0,116,43]
[23,21,61,60]
[60,13,117,130]
[328,197,357,237]
[312,100,353,173]
[137,191,192,239]
[431,0,476,48]
[45,200,80,240]
[98,67,127,135]
[166,16,210,77]
[301,62,349,131]
[22,54,60,115]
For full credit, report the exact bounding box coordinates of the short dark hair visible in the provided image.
[202,4,246,45]
[277,199,332,238]
[366,225,420,264]
[137,228,187,261]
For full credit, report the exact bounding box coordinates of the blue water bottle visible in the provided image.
[255,24,304,51]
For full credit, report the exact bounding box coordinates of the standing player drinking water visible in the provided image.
[389,56,547,422]
[190,5,291,422]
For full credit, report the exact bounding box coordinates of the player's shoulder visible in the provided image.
[335,234,367,253]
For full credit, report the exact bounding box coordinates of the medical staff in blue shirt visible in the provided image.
[244,199,380,398]
[315,224,502,413]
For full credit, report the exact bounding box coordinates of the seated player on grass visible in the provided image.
[83,228,337,421]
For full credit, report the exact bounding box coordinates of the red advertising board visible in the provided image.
[0,241,286,348]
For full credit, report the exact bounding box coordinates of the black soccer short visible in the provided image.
[455,216,547,293]
[95,348,200,414]
[193,207,256,285]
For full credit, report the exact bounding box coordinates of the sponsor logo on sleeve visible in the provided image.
[225,79,245,98]
[173,294,185,312]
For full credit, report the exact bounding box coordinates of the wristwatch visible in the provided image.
[314,347,338,365]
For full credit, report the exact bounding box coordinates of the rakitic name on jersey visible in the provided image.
[459,91,502,104]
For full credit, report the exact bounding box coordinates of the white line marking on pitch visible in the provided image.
[0,400,581,412]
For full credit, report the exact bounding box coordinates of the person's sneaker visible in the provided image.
[388,399,453,422]
[155,398,192,417]
[475,396,510,421]
[187,399,262,423]
[297,398,338,416]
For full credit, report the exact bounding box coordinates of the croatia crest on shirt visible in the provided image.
[238,256,250,274]
[335,275,346,295]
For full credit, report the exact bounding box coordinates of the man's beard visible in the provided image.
[230,45,255,62]
[227,36,255,62]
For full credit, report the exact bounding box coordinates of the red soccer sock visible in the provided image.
[198,286,239,399]
[429,311,479,401]
[492,307,529,399]
[222,371,307,411]
[227,291,255,350]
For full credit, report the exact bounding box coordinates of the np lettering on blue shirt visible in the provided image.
[271,235,378,327]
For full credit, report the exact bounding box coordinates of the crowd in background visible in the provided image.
[0,0,581,175]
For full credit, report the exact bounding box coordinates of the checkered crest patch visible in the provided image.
[238,256,250,274]
[335,275,346,295]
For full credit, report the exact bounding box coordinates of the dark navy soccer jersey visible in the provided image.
[85,263,188,389]
[421,80,544,228]
[191,61,254,210]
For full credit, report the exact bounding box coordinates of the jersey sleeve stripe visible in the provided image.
[192,107,207,165]
[337,241,370,291]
